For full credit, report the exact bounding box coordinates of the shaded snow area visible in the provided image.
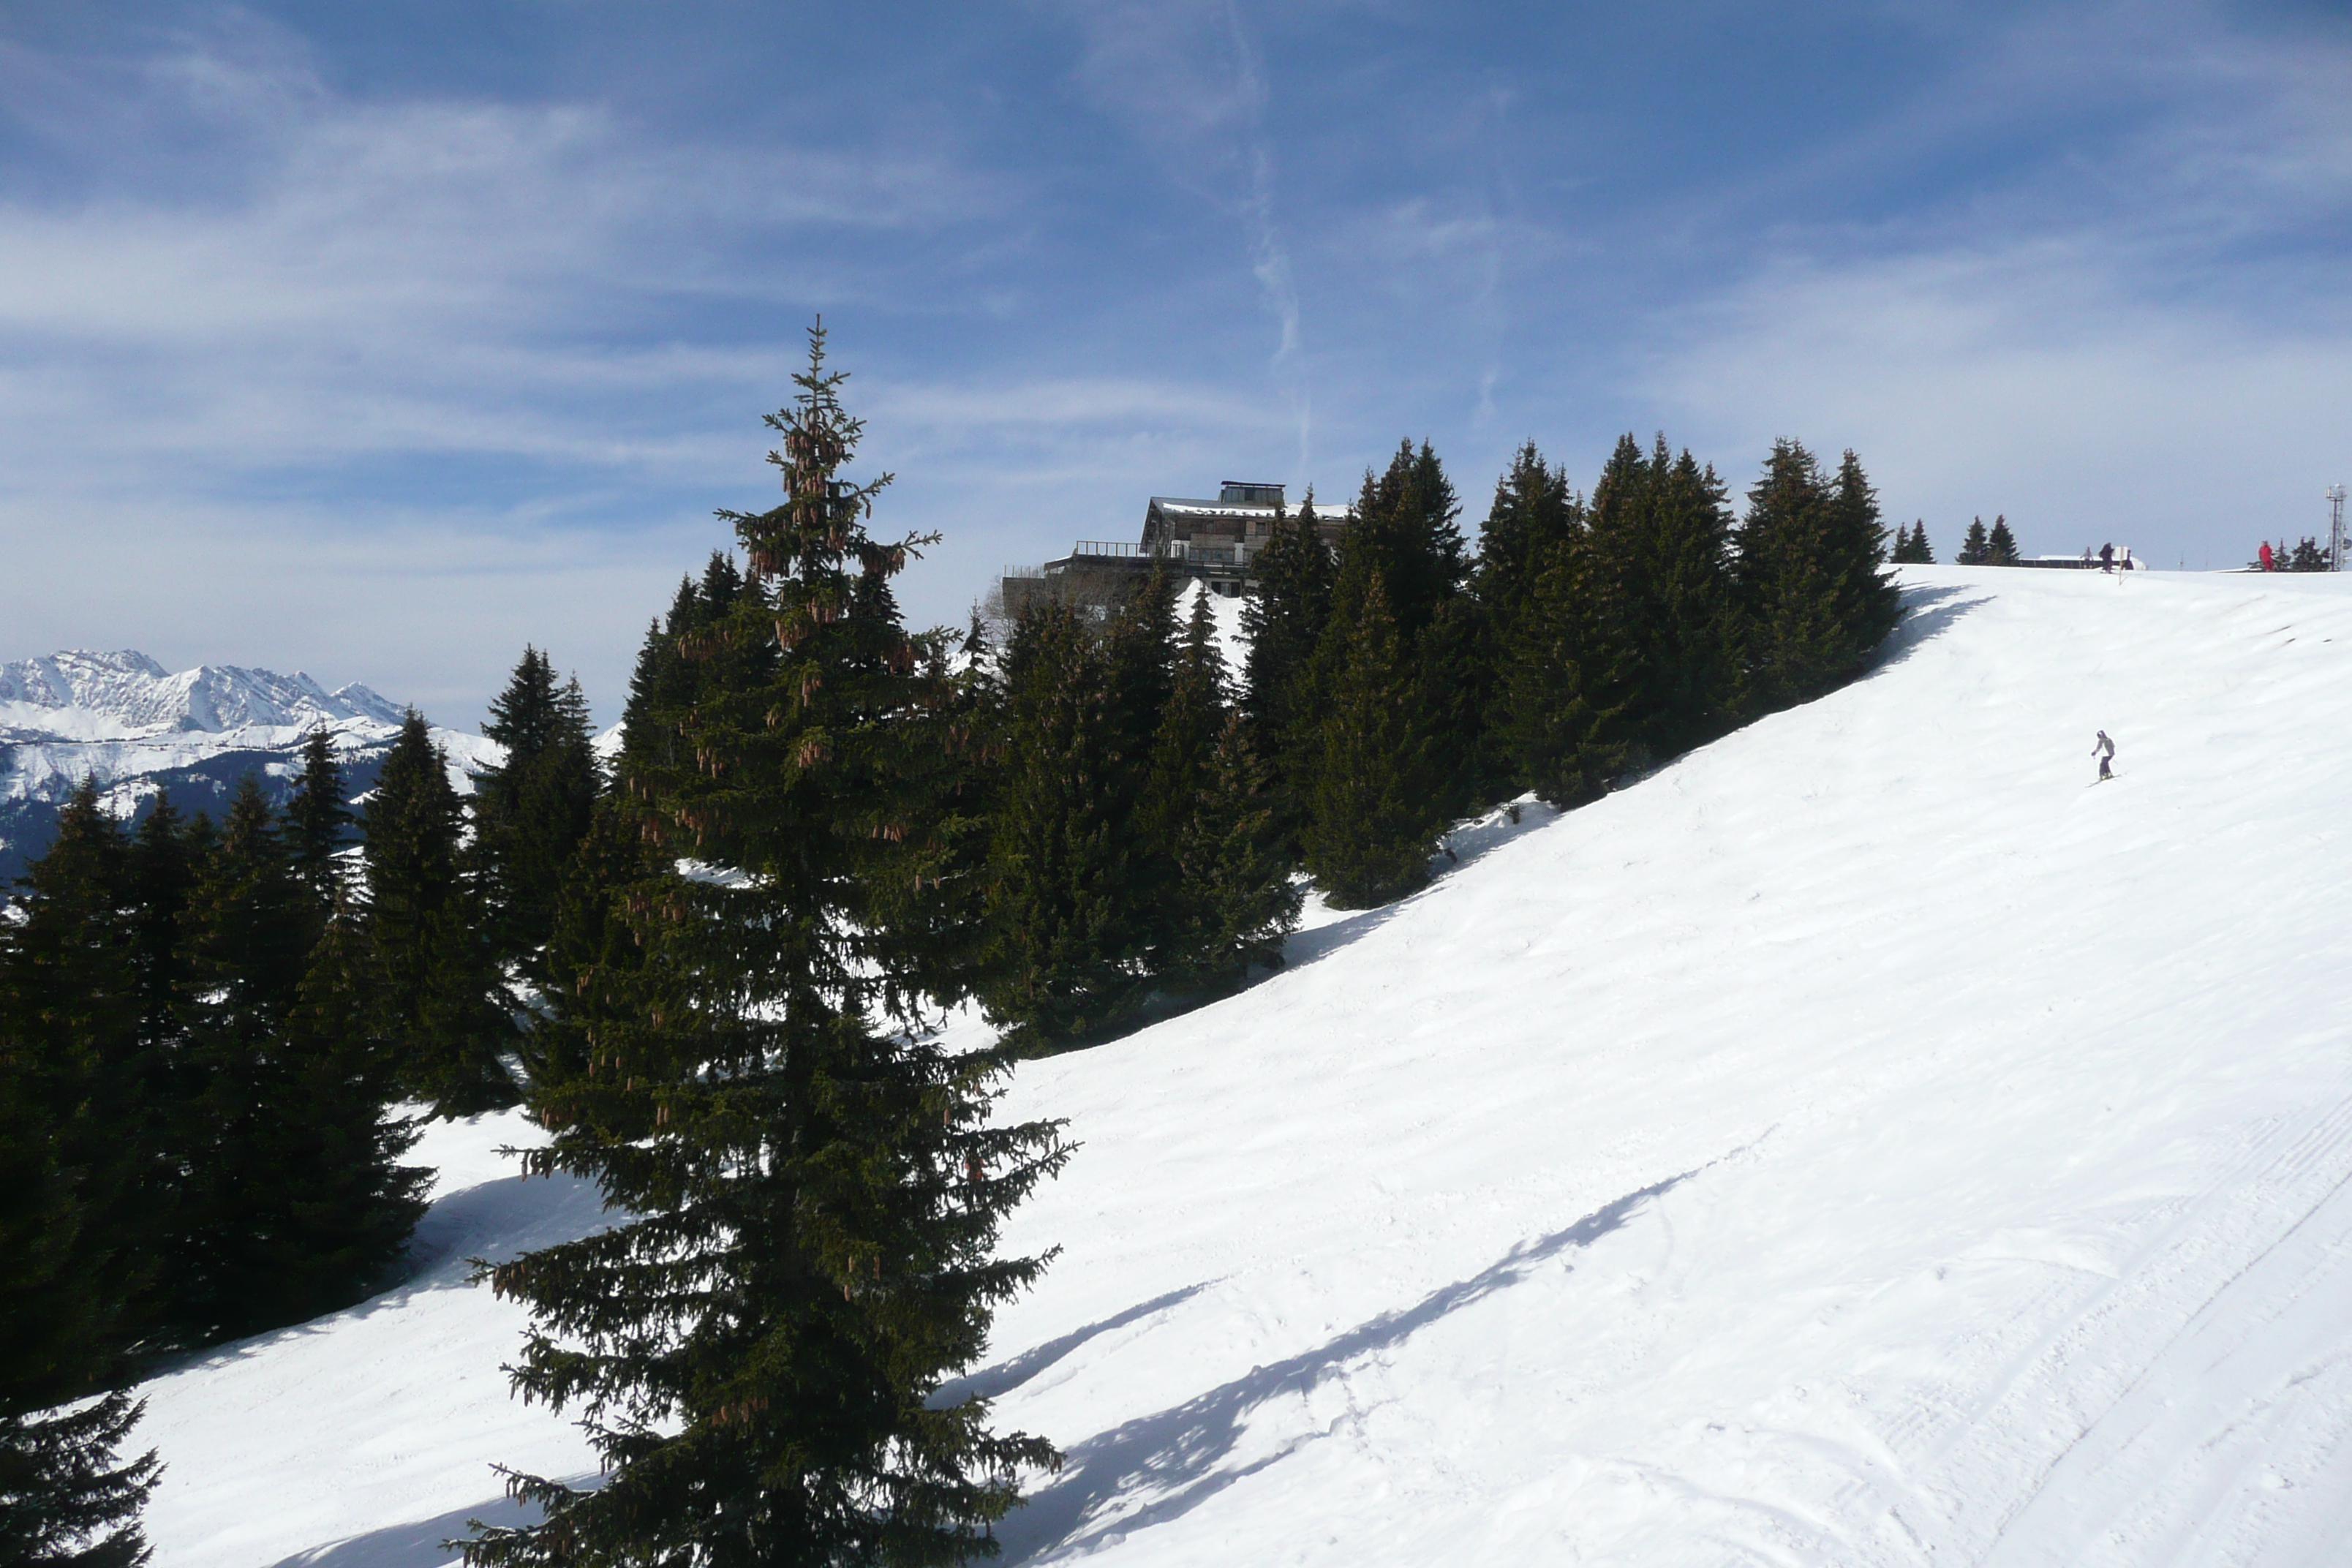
[143,568,2352,1566]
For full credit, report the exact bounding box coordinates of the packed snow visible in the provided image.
[140,568,2352,1566]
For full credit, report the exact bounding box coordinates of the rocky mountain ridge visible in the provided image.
[0,649,501,885]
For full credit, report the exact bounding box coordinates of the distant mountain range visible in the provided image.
[0,650,505,886]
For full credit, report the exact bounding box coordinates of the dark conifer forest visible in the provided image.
[0,323,1907,1564]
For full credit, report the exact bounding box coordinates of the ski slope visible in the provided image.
[139,566,2352,1567]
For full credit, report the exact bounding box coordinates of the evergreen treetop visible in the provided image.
[1734,440,1844,711]
[283,729,353,911]
[1956,517,1991,565]
[1240,492,1333,755]
[1986,514,2021,565]
[1473,442,1580,640]
[474,647,600,974]
[1340,439,1466,644]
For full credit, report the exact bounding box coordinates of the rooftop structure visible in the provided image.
[1004,481,1354,614]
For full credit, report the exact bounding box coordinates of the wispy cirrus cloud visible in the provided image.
[0,15,1010,488]
[1631,1,2352,554]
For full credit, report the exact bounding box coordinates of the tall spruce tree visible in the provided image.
[1731,442,1901,712]
[1493,519,1637,809]
[474,647,601,976]
[1139,590,1299,991]
[1137,590,1221,973]
[1488,435,1656,803]
[0,783,163,1565]
[467,326,1066,1567]
[980,595,1151,1044]
[1301,572,1441,907]
[1825,451,1905,657]
[168,778,427,1344]
[1194,706,1303,980]
[1986,514,2021,565]
[1611,437,1739,757]
[1294,441,1469,900]
[4,785,174,1348]
[1733,440,1842,712]
[1240,492,1333,818]
[361,712,517,1117]
[1474,445,1583,807]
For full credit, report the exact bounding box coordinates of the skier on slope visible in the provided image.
[2092,730,2115,782]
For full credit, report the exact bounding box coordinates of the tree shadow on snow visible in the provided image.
[1278,897,1411,970]
[265,1488,553,1568]
[1868,584,1986,675]
[388,1171,614,1292]
[995,1169,1697,1562]
[142,1172,614,1379]
[1281,799,1567,973]
[934,1284,1211,1408]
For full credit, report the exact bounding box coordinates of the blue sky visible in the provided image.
[3,1,2348,725]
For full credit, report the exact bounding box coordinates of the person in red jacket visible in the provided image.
[2260,540,2275,571]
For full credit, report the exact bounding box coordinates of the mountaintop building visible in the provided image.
[1003,480,1353,614]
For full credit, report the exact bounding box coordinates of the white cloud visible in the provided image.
[0,22,1003,489]
[1621,1,2352,561]
[0,17,1026,716]
[1643,248,2352,565]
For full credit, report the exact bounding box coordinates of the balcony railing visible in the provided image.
[1066,540,1245,565]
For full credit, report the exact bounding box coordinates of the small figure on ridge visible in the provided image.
[2092,729,2115,782]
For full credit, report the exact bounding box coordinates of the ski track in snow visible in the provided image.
[139,567,2352,1566]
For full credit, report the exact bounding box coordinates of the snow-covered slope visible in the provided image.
[140,568,2352,1567]
[0,650,497,880]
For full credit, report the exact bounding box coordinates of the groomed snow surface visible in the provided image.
[143,567,2352,1566]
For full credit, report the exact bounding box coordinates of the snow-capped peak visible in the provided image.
[0,649,405,742]
[0,649,502,883]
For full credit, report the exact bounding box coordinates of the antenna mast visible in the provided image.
[2332,485,2347,572]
